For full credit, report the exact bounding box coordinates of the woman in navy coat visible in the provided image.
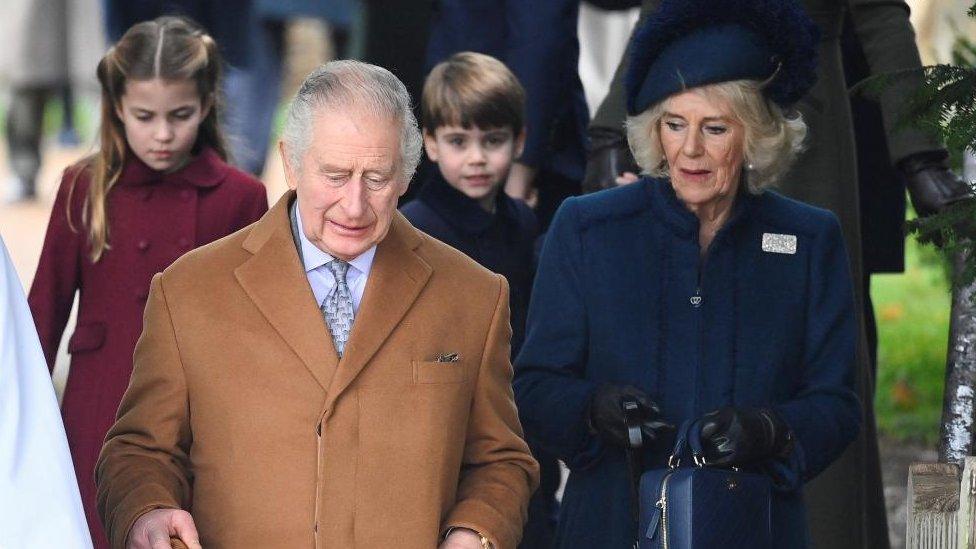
[513,1,860,547]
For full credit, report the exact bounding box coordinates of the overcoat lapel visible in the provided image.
[327,213,432,402]
[235,192,339,391]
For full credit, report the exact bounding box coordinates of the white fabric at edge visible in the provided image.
[0,234,91,548]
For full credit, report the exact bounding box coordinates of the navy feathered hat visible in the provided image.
[625,0,820,115]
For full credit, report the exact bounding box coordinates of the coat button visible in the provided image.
[180,189,192,202]
[137,239,150,251]
[690,295,702,307]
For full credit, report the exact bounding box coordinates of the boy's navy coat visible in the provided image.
[514,178,861,548]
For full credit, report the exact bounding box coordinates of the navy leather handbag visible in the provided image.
[636,420,772,549]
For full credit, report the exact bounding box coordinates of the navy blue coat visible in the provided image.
[425,0,588,184]
[513,178,861,548]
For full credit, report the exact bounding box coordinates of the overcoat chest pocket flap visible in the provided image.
[68,321,107,354]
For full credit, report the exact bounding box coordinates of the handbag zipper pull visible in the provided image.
[646,502,662,540]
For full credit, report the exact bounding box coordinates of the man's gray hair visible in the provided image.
[281,60,424,182]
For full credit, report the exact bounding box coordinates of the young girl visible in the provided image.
[28,17,268,548]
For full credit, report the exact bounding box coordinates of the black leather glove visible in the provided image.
[699,407,793,467]
[899,150,972,217]
[588,384,674,448]
[582,127,640,194]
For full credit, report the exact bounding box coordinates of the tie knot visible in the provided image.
[326,259,350,284]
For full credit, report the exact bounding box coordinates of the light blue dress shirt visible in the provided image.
[294,203,375,313]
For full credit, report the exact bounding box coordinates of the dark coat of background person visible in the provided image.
[841,15,910,373]
[103,0,251,66]
[401,173,560,548]
[28,148,268,549]
[588,1,942,547]
[425,0,590,231]
[514,179,861,548]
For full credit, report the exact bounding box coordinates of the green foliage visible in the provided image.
[903,3,976,289]
[873,238,951,444]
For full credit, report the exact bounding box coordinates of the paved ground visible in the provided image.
[0,142,942,549]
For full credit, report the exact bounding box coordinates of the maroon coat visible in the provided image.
[28,147,268,549]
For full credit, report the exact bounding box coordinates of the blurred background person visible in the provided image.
[27,18,267,547]
[3,0,103,202]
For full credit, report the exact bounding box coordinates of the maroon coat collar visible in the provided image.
[116,147,230,188]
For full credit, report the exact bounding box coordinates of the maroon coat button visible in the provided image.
[137,239,150,251]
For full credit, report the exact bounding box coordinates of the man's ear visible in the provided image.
[279,141,298,191]
[515,126,527,158]
[423,129,439,162]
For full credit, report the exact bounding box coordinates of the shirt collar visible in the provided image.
[294,202,376,276]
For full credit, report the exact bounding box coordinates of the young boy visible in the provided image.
[400,52,556,548]
[401,51,537,354]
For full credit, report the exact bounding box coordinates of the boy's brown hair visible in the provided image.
[422,52,525,134]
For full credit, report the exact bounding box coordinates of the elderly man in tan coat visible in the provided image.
[96,60,539,549]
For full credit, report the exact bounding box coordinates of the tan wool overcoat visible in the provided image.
[96,191,539,549]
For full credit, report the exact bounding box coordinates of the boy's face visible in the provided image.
[423,124,525,209]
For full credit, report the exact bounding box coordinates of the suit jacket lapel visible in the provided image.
[235,191,339,391]
[326,213,432,402]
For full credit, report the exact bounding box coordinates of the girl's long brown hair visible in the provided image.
[69,16,227,262]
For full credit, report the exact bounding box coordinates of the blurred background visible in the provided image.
[0,1,973,546]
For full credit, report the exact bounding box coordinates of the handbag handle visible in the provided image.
[668,419,707,468]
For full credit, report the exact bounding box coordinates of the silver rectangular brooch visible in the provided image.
[762,233,797,254]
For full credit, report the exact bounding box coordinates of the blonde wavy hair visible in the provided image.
[625,80,807,192]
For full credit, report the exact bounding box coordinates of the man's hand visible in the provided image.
[127,508,202,549]
[505,162,538,208]
[438,528,487,549]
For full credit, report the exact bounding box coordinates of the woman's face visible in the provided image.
[659,90,745,211]
[116,78,210,173]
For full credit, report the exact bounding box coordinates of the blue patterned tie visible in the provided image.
[322,260,354,357]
